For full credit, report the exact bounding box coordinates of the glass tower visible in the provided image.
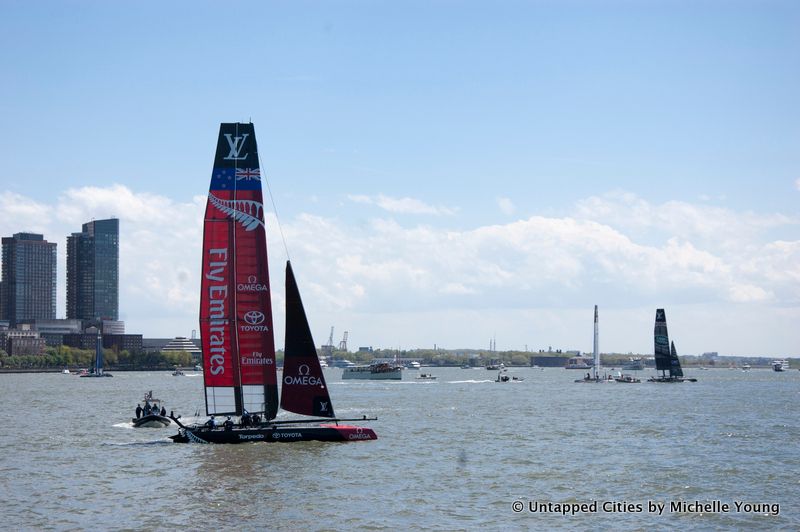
[66,218,119,321]
[0,233,57,325]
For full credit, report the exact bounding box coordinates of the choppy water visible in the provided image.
[1,367,798,530]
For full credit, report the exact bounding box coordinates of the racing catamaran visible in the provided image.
[170,123,376,443]
[647,308,696,383]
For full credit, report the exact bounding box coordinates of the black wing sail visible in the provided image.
[653,308,671,376]
[280,261,336,418]
[670,341,684,378]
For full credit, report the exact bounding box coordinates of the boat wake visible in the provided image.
[105,439,174,447]
[448,379,494,384]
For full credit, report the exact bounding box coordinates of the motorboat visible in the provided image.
[132,391,172,428]
[772,360,789,372]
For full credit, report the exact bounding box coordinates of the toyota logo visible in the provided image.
[243,311,265,325]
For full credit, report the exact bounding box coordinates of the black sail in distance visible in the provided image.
[670,341,684,378]
[653,308,671,376]
[280,261,335,418]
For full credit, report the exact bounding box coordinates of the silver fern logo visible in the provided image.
[209,193,265,231]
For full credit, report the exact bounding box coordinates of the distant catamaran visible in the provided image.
[647,308,696,383]
[170,122,376,443]
[80,330,112,378]
[575,305,606,383]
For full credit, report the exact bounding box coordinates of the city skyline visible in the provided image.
[1,2,798,356]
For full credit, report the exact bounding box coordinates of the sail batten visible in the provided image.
[200,123,278,417]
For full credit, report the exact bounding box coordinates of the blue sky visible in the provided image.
[1,1,798,356]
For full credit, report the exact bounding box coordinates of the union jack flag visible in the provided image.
[235,168,261,181]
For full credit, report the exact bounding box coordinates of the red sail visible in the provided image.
[200,123,278,418]
[280,261,335,418]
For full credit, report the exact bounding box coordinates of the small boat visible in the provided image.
[172,368,185,376]
[170,123,376,444]
[772,360,789,372]
[647,309,697,383]
[407,361,421,370]
[496,370,523,382]
[416,373,437,380]
[132,391,172,428]
[61,368,70,374]
[613,372,641,383]
[741,364,751,371]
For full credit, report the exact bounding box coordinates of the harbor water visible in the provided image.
[1,367,798,530]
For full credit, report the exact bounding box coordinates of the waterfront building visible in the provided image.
[62,331,142,353]
[160,336,202,364]
[0,233,57,326]
[0,328,46,356]
[16,318,83,346]
[66,218,119,321]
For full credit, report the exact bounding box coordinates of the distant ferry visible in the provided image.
[342,362,403,380]
[330,359,357,368]
[621,357,645,371]
[564,357,591,370]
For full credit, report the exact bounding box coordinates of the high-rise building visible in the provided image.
[66,218,119,321]
[0,233,57,326]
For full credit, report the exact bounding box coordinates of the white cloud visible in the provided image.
[0,192,53,233]
[496,197,515,215]
[574,190,797,251]
[347,193,456,215]
[1,186,797,355]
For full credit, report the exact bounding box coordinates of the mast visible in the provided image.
[653,308,671,379]
[200,123,278,418]
[592,305,599,379]
[95,330,103,375]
